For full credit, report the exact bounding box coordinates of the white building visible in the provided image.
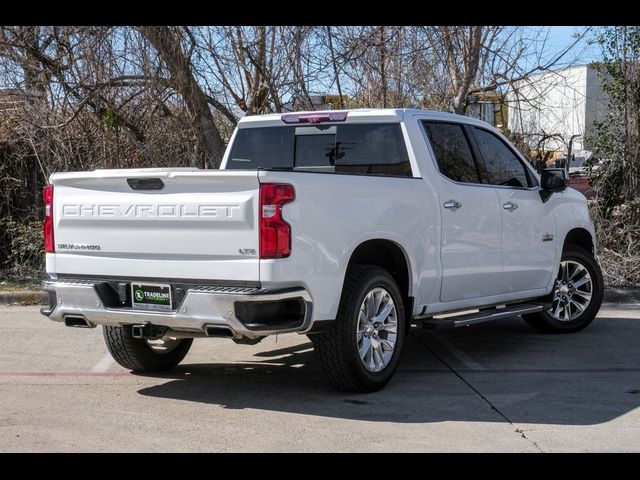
[506,64,610,167]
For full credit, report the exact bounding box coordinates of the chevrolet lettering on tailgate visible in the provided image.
[61,203,241,218]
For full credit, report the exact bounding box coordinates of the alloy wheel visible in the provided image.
[356,287,398,372]
[548,260,593,321]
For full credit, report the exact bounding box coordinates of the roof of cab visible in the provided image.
[236,108,494,129]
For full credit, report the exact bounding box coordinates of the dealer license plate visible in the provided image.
[131,283,172,311]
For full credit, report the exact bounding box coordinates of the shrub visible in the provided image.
[0,218,44,278]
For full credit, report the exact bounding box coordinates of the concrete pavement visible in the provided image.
[0,304,639,452]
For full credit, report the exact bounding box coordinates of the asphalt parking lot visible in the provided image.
[1,304,639,452]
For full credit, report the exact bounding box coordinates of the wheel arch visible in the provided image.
[563,228,594,254]
[346,239,413,334]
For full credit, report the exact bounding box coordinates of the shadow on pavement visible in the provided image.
[137,314,640,425]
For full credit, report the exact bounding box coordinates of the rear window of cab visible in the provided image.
[226,123,412,177]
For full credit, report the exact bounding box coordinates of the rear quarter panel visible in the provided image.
[257,170,439,321]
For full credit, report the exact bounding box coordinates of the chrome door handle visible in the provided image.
[503,201,518,211]
[443,200,462,210]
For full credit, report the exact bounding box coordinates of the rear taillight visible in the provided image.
[259,183,295,259]
[43,184,54,253]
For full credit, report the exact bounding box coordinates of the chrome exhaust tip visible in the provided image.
[64,315,94,328]
[203,324,234,338]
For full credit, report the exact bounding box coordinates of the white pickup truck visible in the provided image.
[41,109,604,392]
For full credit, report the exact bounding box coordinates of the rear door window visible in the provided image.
[423,121,481,183]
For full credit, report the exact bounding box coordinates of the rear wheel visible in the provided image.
[313,265,406,392]
[523,245,603,333]
[103,325,193,372]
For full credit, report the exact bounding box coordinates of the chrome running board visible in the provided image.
[417,303,548,330]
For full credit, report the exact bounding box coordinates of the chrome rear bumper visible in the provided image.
[41,279,313,340]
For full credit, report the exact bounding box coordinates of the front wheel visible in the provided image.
[523,245,604,333]
[313,265,406,392]
[103,325,193,372]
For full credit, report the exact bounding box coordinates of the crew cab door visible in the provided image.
[422,121,504,302]
[468,126,556,292]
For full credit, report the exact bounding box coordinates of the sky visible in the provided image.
[539,26,602,65]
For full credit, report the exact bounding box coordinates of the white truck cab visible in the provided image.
[41,109,603,392]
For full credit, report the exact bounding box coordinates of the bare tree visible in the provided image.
[196,26,290,116]
[0,24,601,277]
[136,26,226,168]
[434,26,492,114]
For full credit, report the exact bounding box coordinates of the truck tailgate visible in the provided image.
[49,169,260,282]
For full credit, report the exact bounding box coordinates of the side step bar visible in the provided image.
[418,303,548,330]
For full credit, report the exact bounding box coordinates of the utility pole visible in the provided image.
[566,134,582,174]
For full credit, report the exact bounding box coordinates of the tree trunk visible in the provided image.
[379,26,387,108]
[326,26,344,109]
[136,26,226,168]
[443,26,485,115]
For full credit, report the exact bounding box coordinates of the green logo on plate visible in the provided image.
[134,289,144,302]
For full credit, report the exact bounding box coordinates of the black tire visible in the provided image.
[313,265,406,392]
[523,245,604,333]
[102,325,193,372]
